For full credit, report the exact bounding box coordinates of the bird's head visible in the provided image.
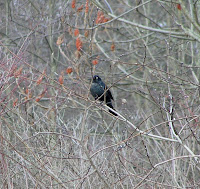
[92,75,102,83]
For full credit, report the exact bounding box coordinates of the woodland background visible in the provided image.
[1,0,200,188]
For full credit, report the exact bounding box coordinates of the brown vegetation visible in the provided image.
[0,0,200,188]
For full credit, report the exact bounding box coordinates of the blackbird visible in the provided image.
[90,75,117,116]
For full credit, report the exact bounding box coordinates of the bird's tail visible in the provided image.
[106,101,118,116]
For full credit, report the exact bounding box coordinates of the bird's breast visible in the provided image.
[90,83,105,98]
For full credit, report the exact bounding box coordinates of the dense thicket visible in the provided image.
[0,1,200,188]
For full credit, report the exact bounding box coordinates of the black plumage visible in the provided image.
[90,75,117,116]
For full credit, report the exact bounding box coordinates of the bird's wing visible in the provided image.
[105,85,114,100]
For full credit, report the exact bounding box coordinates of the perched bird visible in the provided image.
[90,75,117,116]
